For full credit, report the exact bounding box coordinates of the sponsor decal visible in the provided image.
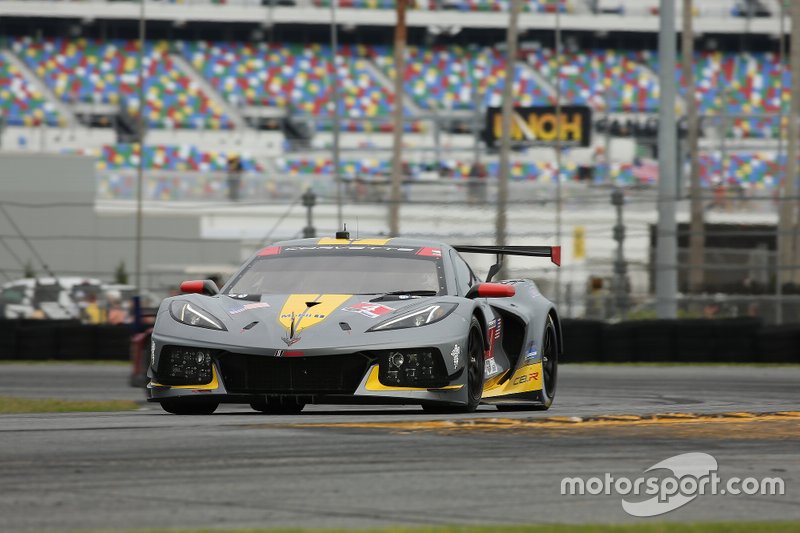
[284,246,416,252]
[343,302,394,319]
[416,247,443,257]
[257,246,282,256]
[450,344,461,367]
[274,349,284,357]
[228,302,270,315]
[524,344,539,363]
[512,370,540,386]
[280,312,327,320]
[485,357,500,378]
[485,316,502,359]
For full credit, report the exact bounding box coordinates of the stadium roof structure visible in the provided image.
[0,0,790,36]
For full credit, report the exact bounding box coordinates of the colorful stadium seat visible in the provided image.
[0,52,60,127]
[526,48,659,111]
[373,45,555,111]
[70,144,262,172]
[180,41,402,127]
[15,38,233,129]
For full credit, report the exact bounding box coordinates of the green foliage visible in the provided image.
[115,261,129,285]
[23,260,35,278]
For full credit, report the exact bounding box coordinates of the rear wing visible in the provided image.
[453,245,561,282]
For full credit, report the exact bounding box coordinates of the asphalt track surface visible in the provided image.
[0,363,798,532]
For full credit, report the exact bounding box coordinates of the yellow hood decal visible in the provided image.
[278,294,352,333]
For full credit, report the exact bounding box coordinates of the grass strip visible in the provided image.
[0,396,139,414]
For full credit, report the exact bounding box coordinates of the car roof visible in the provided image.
[272,236,451,250]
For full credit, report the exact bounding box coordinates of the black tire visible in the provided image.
[250,397,305,415]
[160,398,219,415]
[422,316,484,414]
[497,314,558,412]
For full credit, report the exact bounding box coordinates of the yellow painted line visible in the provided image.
[364,366,463,392]
[288,411,800,433]
[150,366,220,391]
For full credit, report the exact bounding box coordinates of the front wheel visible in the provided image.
[160,398,219,415]
[497,314,558,412]
[422,316,484,414]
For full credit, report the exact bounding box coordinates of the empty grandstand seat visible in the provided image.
[15,37,233,129]
[0,52,60,127]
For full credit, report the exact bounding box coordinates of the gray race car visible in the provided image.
[147,233,562,415]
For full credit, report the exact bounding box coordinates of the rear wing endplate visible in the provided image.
[453,245,561,282]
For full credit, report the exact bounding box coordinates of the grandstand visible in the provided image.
[0,0,791,196]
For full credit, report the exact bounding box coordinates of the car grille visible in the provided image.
[218,353,372,394]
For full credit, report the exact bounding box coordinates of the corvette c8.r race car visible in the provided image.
[147,233,562,415]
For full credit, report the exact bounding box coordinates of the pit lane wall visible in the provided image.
[0,318,798,363]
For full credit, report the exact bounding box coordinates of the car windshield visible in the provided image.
[225,247,447,295]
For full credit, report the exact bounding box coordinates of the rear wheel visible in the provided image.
[422,317,484,414]
[497,314,558,412]
[250,397,305,415]
[160,398,219,415]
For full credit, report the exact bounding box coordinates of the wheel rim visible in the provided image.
[467,327,483,403]
[542,324,557,398]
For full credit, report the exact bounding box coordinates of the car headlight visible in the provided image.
[368,303,457,332]
[169,301,227,331]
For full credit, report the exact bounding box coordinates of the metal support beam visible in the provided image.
[656,0,678,318]
[330,0,343,229]
[783,1,800,286]
[388,0,407,237]
[497,0,521,250]
[683,0,704,293]
[135,0,146,297]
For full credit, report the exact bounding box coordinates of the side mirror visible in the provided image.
[179,280,220,296]
[465,282,516,299]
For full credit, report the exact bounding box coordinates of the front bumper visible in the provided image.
[147,355,466,406]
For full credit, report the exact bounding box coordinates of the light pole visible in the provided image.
[656,0,678,318]
[135,0,146,297]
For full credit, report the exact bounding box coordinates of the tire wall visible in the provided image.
[0,320,131,361]
[562,318,799,363]
[0,319,797,363]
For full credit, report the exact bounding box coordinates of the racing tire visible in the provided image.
[250,397,305,415]
[422,316,485,414]
[497,314,558,412]
[160,398,219,415]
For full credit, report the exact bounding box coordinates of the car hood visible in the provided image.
[158,293,461,352]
